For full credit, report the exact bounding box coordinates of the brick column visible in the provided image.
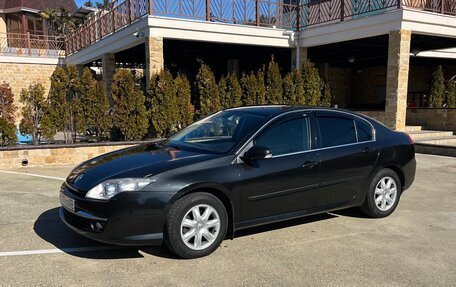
[385,30,411,131]
[291,47,307,70]
[102,53,115,99]
[145,36,164,84]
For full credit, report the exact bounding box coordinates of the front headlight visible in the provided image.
[85,178,156,200]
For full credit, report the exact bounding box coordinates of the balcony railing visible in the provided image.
[65,0,456,56]
[0,32,65,57]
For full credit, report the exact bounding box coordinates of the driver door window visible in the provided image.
[254,117,310,157]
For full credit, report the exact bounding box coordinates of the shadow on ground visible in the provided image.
[33,207,178,260]
[34,207,364,259]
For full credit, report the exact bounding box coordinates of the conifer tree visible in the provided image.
[174,73,193,128]
[256,67,267,104]
[66,65,82,141]
[0,83,17,123]
[220,73,242,109]
[302,60,322,106]
[42,66,70,142]
[112,69,148,141]
[226,73,242,108]
[19,84,47,145]
[0,83,17,146]
[146,69,178,137]
[265,56,283,104]
[195,64,220,117]
[447,80,456,108]
[283,72,296,104]
[429,65,445,108]
[295,69,305,105]
[0,117,16,146]
[218,75,228,109]
[240,72,257,106]
[321,81,332,107]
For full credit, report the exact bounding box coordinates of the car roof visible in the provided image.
[227,105,340,117]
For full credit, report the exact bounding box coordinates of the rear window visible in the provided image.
[317,116,357,148]
[355,119,373,142]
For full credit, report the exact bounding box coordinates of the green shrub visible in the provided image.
[174,73,193,129]
[447,80,456,108]
[429,65,445,108]
[195,64,220,117]
[112,69,148,141]
[0,117,17,146]
[19,84,47,145]
[147,69,178,138]
[265,56,283,104]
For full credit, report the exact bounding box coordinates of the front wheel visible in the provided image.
[360,168,402,218]
[164,192,228,259]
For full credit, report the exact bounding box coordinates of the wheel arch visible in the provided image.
[174,184,236,240]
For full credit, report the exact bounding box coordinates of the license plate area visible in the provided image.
[60,193,75,212]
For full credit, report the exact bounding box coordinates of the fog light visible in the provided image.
[90,222,104,232]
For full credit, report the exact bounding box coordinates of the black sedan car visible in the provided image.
[60,106,415,258]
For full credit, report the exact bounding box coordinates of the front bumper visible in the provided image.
[59,183,174,246]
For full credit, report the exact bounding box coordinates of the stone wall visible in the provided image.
[356,111,386,123]
[406,108,456,133]
[0,143,137,169]
[0,62,58,120]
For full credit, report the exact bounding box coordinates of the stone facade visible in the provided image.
[145,36,164,82]
[328,67,352,108]
[385,30,411,131]
[407,108,456,133]
[0,62,58,122]
[0,143,136,169]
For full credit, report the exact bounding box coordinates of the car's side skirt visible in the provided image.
[233,200,359,232]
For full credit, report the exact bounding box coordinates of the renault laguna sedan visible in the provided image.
[60,106,415,258]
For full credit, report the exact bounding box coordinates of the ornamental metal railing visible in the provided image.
[65,0,456,55]
[0,32,65,57]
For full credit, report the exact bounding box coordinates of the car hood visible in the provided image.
[66,143,218,192]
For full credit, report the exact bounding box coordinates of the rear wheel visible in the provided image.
[164,192,227,258]
[360,169,401,218]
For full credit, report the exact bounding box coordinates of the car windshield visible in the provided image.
[165,110,268,154]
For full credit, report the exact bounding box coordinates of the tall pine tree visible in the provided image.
[265,56,283,104]
[174,73,193,128]
[429,65,445,108]
[195,64,220,117]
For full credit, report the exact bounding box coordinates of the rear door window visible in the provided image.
[317,116,357,148]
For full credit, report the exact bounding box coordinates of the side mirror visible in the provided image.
[241,146,272,162]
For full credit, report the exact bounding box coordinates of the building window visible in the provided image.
[6,13,22,34]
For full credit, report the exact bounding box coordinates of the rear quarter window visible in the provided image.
[355,119,373,142]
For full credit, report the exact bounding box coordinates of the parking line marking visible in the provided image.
[0,246,125,257]
[0,170,65,181]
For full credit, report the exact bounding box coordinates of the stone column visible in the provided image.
[291,47,308,70]
[102,53,115,99]
[385,30,411,131]
[145,36,164,84]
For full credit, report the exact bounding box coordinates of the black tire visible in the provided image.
[164,192,228,259]
[360,168,402,218]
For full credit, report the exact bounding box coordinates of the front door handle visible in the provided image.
[302,161,318,169]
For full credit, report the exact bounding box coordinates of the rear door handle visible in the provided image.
[302,161,318,169]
